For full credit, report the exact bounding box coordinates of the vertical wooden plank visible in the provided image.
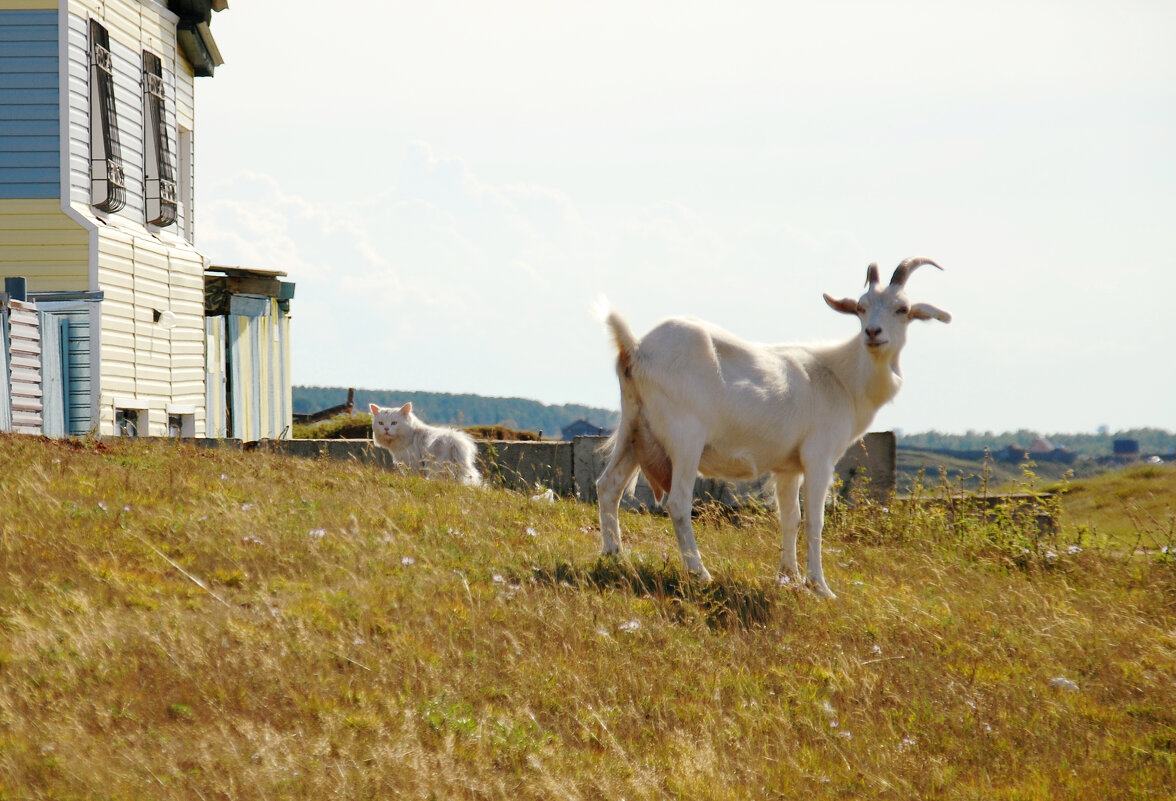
[248,314,261,441]
[39,309,64,437]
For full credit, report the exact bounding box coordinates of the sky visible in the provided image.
[193,1,1176,435]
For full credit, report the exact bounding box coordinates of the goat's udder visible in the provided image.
[633,419,672,502]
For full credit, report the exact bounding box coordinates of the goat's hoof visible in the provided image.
[808,582,837,600]
[688,567,713,584]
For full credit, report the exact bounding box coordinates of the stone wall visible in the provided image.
[252,431,898,507]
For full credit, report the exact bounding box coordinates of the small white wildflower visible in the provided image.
[242,536,264,546]
[838,730,852,740]
[353,637,365,646]
[777,574,793,587]
[1044,549,1058,562]
[448,527,464,537]
[1066,544,1083,555]
[308,528,326,539]
[881,506,890,514]
[871,644,883,656]
[122,504,131,513]
[1049,677,1079,692]
[401,556,416,566]
[821,700,837,718]
[492,574,505,584]
[525,526,538,537]
[618,619,641,633]
[220,474,229,481]
[240,503,255,511]
[898,736,916,752]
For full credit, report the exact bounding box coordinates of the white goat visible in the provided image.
[595,258,951,598]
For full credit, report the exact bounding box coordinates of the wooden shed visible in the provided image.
[204,266,295,440]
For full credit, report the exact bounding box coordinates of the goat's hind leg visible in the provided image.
[596,438,639,555]
[663,430,711,582]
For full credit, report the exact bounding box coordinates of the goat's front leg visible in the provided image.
[801,462,837,599]
[773,472,804,585]
[596,441,639,555]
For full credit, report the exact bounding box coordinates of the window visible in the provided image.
[115,408,141,438]
[167,407,195,438]
[142,51,177,227]
[89,20,125,213]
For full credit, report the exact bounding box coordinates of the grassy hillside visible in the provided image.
[0,435,1173,799]
[1054,462,1176,550]
[896,447,1108,493]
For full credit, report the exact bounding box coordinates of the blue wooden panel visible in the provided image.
[2,120,57,136]
[0,10,58,27]
[0,88,58,104]
[0,73,57,90]
[0,57,57,74]
[0,26,56,44]
[0,151,56,168]
[0,104,59,121]
[0,14,59,218]
[0,134,58,151]
[0,42,56,59]
[64,316,91,435]
[0,166,58,179]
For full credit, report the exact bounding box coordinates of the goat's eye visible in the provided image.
[896,306,909,315]
[856,304,866,314]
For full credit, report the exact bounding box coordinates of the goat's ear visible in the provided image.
[369,403,380,414]
[824,293,860,315]
[909,303,952,323]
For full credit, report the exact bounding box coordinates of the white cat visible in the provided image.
[369,402,482,486]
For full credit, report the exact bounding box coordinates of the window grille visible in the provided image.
[89,20,126,213]
[143,52,178,227]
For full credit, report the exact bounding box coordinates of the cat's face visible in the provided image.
[370,402,413,448]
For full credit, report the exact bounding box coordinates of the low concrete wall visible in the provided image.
[253,431,897,508]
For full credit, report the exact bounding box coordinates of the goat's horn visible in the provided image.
[865,262,880,286]
[889,257,943,287]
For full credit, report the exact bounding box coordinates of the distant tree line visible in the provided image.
[898,428,1176,457]
[293,386,618,438]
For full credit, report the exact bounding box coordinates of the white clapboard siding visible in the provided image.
[6,300,43,434]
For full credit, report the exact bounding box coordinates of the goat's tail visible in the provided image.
[593,295,640,375]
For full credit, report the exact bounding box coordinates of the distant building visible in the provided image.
[561,419,612,440]
[1003,440,1075,464]
[1113,439,1140,462]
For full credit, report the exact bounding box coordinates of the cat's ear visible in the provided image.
[400,402,413,414]
[369,403,380,414]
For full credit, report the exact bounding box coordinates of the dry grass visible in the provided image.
[0,434,1173,799]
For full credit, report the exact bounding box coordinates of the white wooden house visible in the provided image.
[0,0,231,437]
